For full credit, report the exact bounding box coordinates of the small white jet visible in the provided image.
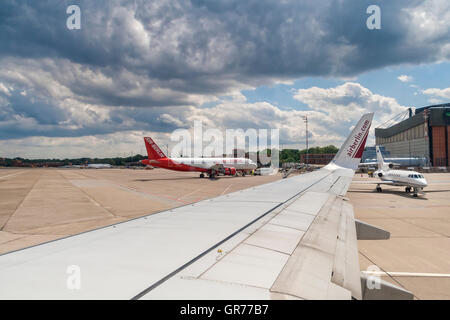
[367,146,428,197]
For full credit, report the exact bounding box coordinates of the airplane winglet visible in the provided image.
[329,113,374,170]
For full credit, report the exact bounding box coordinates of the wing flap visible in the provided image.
[270,195,340,299]
[331,201,362,299]
[271,195,362,300]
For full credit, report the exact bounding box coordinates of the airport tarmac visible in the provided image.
[0,168,449,299]
[349,173,450,300]
[0,168,282,254]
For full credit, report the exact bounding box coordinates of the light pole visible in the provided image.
[303,115,308,168]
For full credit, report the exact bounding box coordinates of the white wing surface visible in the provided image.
[0,114,373,300]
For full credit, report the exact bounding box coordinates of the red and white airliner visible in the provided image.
[140,137,258,178]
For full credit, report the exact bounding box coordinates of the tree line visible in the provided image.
[0,145,339,167]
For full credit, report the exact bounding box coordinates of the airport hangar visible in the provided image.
[375,103,450,167]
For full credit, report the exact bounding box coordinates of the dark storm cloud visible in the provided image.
[0,85,190,139]
[0,0,448,139]
[5,90,67,125]
[1,1,444,82]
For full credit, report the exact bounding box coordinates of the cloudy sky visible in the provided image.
[0,0,449,158]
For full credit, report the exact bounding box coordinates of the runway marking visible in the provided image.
[363,271,450,278]
[0,171,42,231]
[220,183,233,195]
[118,185,186,205]
[0,170,26,179]
[177,187,205,201]
[67,170,188,205]
[57,171,119,219]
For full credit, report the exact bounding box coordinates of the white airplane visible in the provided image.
[0,113,412,300]
[365,146,428,197]
[141,137,257,178]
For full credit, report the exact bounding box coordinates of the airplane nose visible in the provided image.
[420,179,428,187]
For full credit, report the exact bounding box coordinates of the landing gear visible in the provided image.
[208,171,217,179]
[200,173,205,178]
[405,187,411,193]
[376,184,382,192]
[413,187,419,198]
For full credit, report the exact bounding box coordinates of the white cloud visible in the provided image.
[428,98,444,104]
[403,0,450,59]
[398,75,414,83]
[293,82,407,145]
[0,83,11,96]
[0,131,168,159]
[0,82,408,158]
[151,83,407,152]
[422,87,450,99]
[293,82,405,124]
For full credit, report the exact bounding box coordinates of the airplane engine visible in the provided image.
[378,172,383,177]
[388,163,394,169]
[224,167,236,176]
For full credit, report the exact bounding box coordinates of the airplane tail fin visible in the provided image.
[143,137,167,160]
[329,113,373,170]
[376,145,389,171]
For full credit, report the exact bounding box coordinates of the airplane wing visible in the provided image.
[0,114,376,300]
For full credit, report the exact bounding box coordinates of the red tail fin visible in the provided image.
[144,137,167,160]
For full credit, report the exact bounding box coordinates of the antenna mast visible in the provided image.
[303,115,309,168]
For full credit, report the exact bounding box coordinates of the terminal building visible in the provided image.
[361,146,428,167]
[375,103,450,167]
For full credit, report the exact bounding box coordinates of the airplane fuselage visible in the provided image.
[375,169,428,188]
[141,157,257,173]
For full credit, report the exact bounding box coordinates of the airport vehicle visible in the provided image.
[86,163,112,169]
[67,163,112,169]
[364,146,428,197]
[1,113,411,300]
[254,167,278,176]
[140,137,257,178]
